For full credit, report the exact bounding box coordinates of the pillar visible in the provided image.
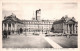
[13,24,15,31]
[75,24,77,34]
[73,24,74,34]
[63,23,64,33]
[4,23,6,30]
[74,24,75,34]
[67,24,68,33]
[68,24,70,34]
[11,23,12,31]
[6,23,8,31]
[74,24,76,34]
[15,23,17,31]
[72,24,73,34]
[76,24,78,34]
[11,23,13,34]
[3,23,4,31]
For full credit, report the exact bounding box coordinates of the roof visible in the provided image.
[53,17,77,24]
[67,19,77,24]
[22,20,54,22]
[53,19,65,24]
[3,14,23,24]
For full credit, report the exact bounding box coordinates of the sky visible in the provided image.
[2,1,77,20]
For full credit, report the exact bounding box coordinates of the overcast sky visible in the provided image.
[2,1,77,20]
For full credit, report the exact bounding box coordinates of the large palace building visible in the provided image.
[2,9,78,36]
[22,9,54,34]
[2,9,54,36]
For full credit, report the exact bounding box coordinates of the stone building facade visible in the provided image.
[2,13,23,35]
[22,20,53,34]
[22,9,54,34]
[52,15,78,35]
[2,9,54,36]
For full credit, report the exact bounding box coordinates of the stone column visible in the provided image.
[73,24,75,34]
[15,23,17,31]
[72,24,73,34]
[11,23,12,31]
[6,23,8,31]
[63,23,64,34]
[67,24,68,33]
[13,23,15,31]
[3,23,4,31]
[4,24,6,30]
[14,23,16,34]
[76,24,78,34]
[74,24,76,34]
[68,24,70,34]
[12,24,14,31]
[11,23,13,34]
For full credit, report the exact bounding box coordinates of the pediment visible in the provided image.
[67,20,76,24]
[3,19,15,23]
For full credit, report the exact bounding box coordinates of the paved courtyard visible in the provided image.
[49,36,77,48]
[2,34,52,48]
[2,33,78,48]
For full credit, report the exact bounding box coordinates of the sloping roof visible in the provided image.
[3,15,23,24]
[53,17,77,24]
[67,19,77,24]
[53,19,65,24]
